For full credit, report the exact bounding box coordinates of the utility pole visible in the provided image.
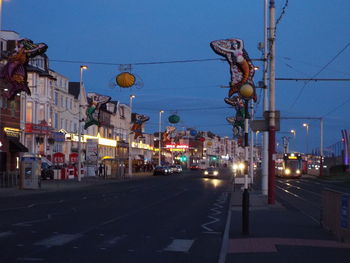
[242,101,250,235]
[262,0,269,196]
[78,65,88,182]
[249,101,254,184]
[128,95,135,177]
[320,118,324,176]
[268,0,276,204]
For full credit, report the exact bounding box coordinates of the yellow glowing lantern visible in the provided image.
[207,141,213,147]
[116,72,136,88]
[239,83,254,99]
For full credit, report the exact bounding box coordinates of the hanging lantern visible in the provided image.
[168,114,180,124]
[190,129,197,136]
[199,137,205,142]
[116,72,136,88]
[207,141,213,147]
[239,83,255,99]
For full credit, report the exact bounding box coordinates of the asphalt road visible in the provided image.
[0,169,234,263]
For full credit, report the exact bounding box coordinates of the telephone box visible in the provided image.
[20,154,41,189]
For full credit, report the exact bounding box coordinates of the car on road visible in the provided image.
[190,165,200,170]
[203,167,220,178]
[153,166,171,176]
[169,165,183,174]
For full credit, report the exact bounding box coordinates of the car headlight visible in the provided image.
[213,171,219,176]
[204,171,208,175]
[238,163,245,170]
[232,164,238,170]
[285,168,291,175]
[296,169,301,174]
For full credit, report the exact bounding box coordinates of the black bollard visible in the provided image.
[242,188,250,235]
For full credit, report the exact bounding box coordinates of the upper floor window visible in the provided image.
[26,102,33,123]
[54,92,58,105]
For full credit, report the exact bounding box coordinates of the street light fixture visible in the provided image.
[303,123,309,154]
[78,65,88,182]
[290,129,296,138]
[128,94,136,177]
[158,110,164,166]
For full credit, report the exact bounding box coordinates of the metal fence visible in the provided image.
[0,171,19,188]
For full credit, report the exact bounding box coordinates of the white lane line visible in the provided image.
[164,239,194,252]
[35,233,82,247]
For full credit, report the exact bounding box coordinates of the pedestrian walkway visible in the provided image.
[0,172,152,197]
[225,190,350,263]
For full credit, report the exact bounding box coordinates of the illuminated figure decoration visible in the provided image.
[131,113,150,139]
[0,38,47,100]
[210,38,256,101]
[84,93,111,130]
[163,126,176,145]
[224,96,246,137]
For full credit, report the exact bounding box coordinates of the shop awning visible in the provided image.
[9,138,29,153]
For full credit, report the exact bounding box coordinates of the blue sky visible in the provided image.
[4,0,350,154]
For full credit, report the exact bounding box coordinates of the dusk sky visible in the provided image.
[4,0,350,154]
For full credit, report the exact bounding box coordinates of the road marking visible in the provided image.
[201,192,227,232]
[229,237,350,253]
[201,215,220,232]
[35,233,82,247]
[164,239,194,252]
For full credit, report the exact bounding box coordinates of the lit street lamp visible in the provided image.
[290,129,296,138]
[78,65,88,182]
[128,94,136,177]
[158,110,164,166]
[303,123,309,154]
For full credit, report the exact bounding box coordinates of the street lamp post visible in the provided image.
[128,95,135,177]
[303,123,309,154]
[78,65,88,182]
[158,110,164,166]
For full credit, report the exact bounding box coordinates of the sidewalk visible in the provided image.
[225,190,350,263]
[0,172,152,197]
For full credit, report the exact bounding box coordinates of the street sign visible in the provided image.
[251,111,280,132]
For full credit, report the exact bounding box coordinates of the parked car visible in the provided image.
[203,167,220,177]
[153,166,171,176]
[41,162,54,180]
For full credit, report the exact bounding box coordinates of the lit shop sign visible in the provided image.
[165,144,189,151]
[131,141,153,150]
[65,133,117,147]
[4,127,20,138]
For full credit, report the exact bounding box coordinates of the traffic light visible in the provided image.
[180,155,187,162]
